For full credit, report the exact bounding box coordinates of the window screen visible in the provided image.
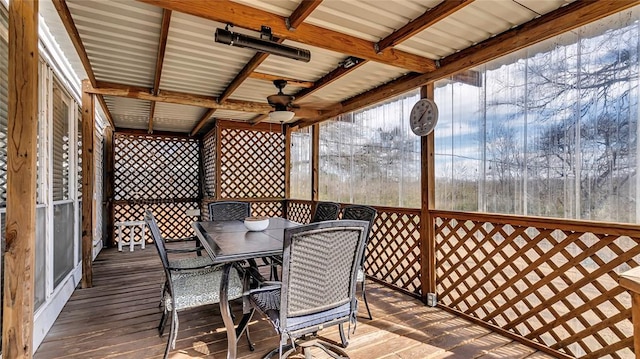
[52,81,70,201]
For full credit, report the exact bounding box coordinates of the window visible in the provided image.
[52,80,70,201]
[77,107,82,199]
[51,79,74,286]
[434,8,640,223]
[319,90,421,207]
[289,127,311,200]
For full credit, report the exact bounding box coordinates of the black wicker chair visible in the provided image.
[208,201,251,221]
[145,210,246,359]
[248,220,369,358]
[341,205,377,320]
[310,201,341,223]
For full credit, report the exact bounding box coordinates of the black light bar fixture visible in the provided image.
[215,26,311,62]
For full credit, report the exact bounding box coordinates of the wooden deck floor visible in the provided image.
[34,243,557,359]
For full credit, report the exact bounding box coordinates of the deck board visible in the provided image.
[34,243,557,359]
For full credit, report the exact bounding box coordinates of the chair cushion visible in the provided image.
[167,266,243,311]
[250,288,351,333]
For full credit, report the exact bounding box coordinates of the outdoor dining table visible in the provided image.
[192,217,300,359]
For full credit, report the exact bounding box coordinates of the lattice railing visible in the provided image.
[114,200,200,243]
[433,210,639,358]
[366,207,421,296]
[200,199,284,220]
[251,201,284,218]
[285,200,422,296]
[286,200,313,224]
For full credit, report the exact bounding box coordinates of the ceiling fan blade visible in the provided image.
[267,93,293,106]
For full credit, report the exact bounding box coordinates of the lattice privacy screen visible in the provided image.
[219,127,285,198]
[114,134,199,201]
[434,213,639,359]
[113,133,200,245]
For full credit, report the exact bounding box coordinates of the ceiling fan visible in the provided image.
[267,80,296,122]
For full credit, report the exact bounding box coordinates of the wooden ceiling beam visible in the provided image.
[297,0,638,127]
[217,0,321,103]
[137,0,437,73]
[88,81,321,118]
[436,0,638,76]
[148,9,172,134]
[250,113,270,125]
[217,0,322,126]
[52,0,115,129]
[294,72,421,127]
[147,101,156,133]
[286,0,323,30]
[190,108,216,136]
[376,0,474,53]
[52,0,95,85]
[218,51,274,103]
[283,0,466,107]
[284,0,463,111]
[293,59,366,101]
[96,95,115,128]
[249,72,314,88]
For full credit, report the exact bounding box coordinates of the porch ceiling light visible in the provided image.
[268,110,295,122]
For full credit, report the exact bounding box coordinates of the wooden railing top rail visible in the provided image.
[205,197,286,203]
[114,198,198,205]
[432,209,640,238]
[286,199,421,215]
[620,266,640,294]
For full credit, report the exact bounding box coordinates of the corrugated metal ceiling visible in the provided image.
[153,102,203,132]
[46,0,583,134]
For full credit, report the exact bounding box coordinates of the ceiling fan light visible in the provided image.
[269,110,295,122]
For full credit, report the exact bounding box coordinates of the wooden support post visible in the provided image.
[283,125,291,218]
[311,124,319,202]
[420,84,436,304]
[215,122,222,200]
[81,79,95,288]
[103,126,114,247]
[197,137,206,219]
[619,266,640,358]
[633,293,640,359]
[3,0,39,357]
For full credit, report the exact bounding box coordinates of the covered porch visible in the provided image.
[1,0,639,359]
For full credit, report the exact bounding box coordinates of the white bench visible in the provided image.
[115,220,147,252]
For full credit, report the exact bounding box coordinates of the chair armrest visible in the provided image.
[168,263,219,271]
[164,235,198,242]
[164,236,203,253]
[260,281,281,287]
[165,247,203,254]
